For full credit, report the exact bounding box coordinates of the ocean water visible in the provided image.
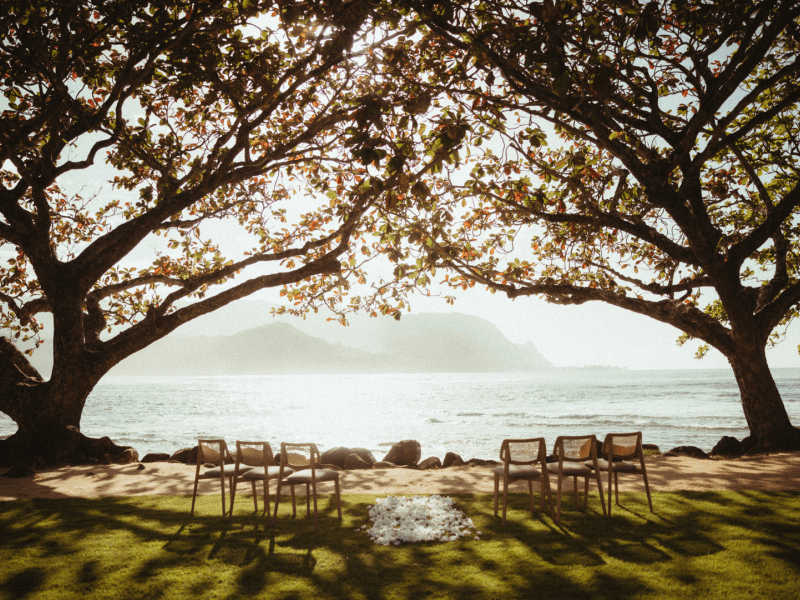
[2,369,800,459]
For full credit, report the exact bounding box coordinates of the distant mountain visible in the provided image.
[174,299,553,370]
[109,316,552,375]
[26,302,554,376]
[109,322,394,376]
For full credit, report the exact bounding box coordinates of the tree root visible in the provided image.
[0,426,138,469]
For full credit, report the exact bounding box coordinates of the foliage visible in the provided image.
[372,0,800,358]
[1,491,799,599]
[0,0,478,433]
[340,0,800,446]
[0,0,385,356]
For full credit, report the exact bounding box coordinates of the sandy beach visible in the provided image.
[3,452,800,501]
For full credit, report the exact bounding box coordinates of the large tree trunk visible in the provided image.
[729,343,800,452]
[0,369,135,469]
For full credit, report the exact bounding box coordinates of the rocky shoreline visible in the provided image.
[85,435,759,469]
[1,433,757,478]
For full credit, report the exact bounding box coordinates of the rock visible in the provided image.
[169,447,198,464]
[351,448,376,466]
[382,440,421,466]
[320,447,352,469]
[442,452,463,468]
[137,463,145,471]
[344,453,371,470]
[711,436,743,458]
[642,443,661,454]
[321,447,376,469]
[372,461,396,469]
[467,458,500,467]
[141,452,171,463]
[114,448,139,464]
[418,456,441,470]
[80,434,131,461]
[741,436,758,454]
[666,445,709,459]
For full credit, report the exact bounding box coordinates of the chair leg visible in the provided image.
[305,483,311,517]
[642,470,654,513]
[573,476,579,508]
[529,480,535,515]
[291,485,297,518]
[335,478,342,522]
[595,471,607,516]
[607,468,613,516]
[493,473,500,518]
[614,472,620,506]
[191,476,200,516]
[262,478,270,518]
[229,477,238,517]
[219,473,227,519]
[556,475,563,522]
[539,479,546,513]
[502,476,510,526]
[544,476,555,521]
[583,477,589,508]
[273,479,283,520]
[311,481,319,529]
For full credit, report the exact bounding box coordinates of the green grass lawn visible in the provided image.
[1,490,799,600]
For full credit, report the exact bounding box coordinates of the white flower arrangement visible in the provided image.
[360,495,481,546]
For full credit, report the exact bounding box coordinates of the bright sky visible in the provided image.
[247,274,800,371]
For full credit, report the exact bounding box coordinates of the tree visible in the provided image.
[0,0,426,466]
[383,0,800,451]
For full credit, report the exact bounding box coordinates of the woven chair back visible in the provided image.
[554,435,597,461]
[501,438,546,465]
[236,441,274,467]
[198,439,227,466]
[602,432,642,460]
[280,443,318,470]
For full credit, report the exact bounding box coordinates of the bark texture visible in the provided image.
[729,345,800,452]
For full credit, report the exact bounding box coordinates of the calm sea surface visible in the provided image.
[3,369,800,459]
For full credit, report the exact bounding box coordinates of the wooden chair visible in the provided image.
[230,441,290,519]
[547,435,607,522]
[273,442,342,528]
[191,439,245,518]
[493,437,554,525]
[591,432,653,516]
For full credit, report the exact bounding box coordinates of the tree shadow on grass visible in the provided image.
[0,567,46,600]
[1,491,799,600]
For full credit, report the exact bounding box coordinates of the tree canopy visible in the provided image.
[371,0,800,449]
[0,0,446,464]
[3,0,800,463]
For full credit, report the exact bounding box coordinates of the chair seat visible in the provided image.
[198,465,252,479]
[285,469,339,484]
[589,459,640,472]
[240,466,289,480]
[197,466,233,479]
[547,462,592,476]
[493,464,543,480]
